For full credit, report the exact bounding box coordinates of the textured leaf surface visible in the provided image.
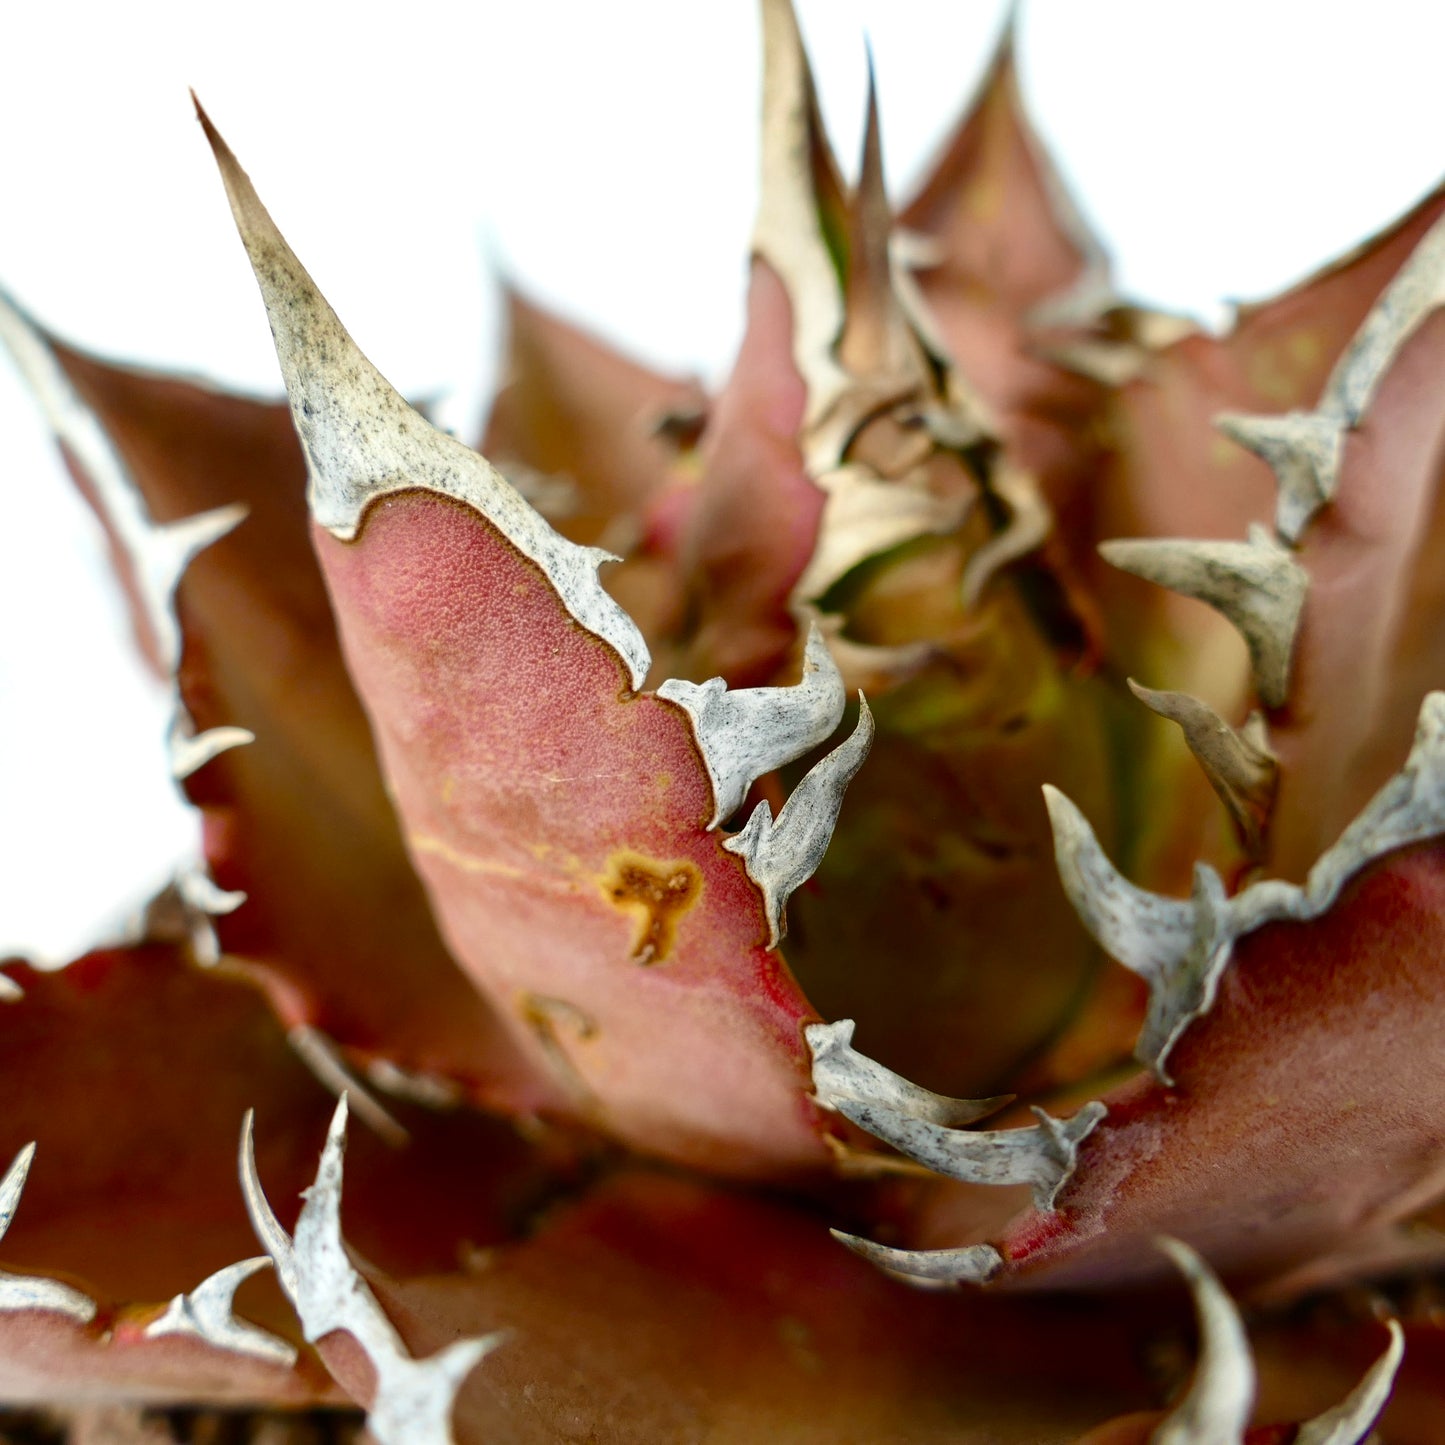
[312,490,829,1173]
[205,117,840,1176]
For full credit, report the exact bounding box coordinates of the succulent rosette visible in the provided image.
[3,3,1445,1441]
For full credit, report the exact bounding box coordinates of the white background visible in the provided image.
[2,1,1442,957]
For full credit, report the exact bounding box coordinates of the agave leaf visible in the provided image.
[908,838,1445,1290]
[1261,261,1445,880]
[895,10,1113,521]
[0,299,546,1114]
[203,108,863,1175]
[1092,181,1445,703]
[247,1105,1150,1444]
[900,13,1110,327]
[0,944,546,1405]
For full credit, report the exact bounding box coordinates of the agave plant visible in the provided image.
[2,3,1445,1441]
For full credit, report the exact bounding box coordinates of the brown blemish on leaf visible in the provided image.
[600,852,703,964]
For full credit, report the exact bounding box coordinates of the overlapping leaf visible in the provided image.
[202,108,871,1177]
[0,304,547,1113]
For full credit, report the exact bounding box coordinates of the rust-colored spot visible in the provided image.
[600,852,703,964]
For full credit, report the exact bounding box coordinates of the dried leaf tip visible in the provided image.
[195,97,652,690]
[1099,527,1307,708]
[658,623,845,828]
[240,1100,503,1445]
[835,53,899,377]
[1043,786,1232,1081]
[723,696,874,946]
[0,1145,97,1323]
[754,0,851,425]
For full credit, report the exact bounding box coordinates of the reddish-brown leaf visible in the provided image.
[912,845,1445,1291]
[15,326,549,1114]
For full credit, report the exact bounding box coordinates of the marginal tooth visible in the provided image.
[959,459,1053,609]
[144,1257,298,1367]
[1135,864,1239,1085]
[1036,336,1148,387]
[1045,788,1239,1082]
[1323,207,1445,430]
[1153,1238,1254,1445]
[0,287,170,666]
[197,101,651,693]
[364,1058,463,1110]
[151,503,250,592]
[366,1337,504,1445]
[137,866,245,966]
[1128,682,1278,855]
[177,866,247,917]
[1043,786,1197,986]
[0,1145,36,1238]
[1305,690,1445,912]
[806,1019,1012,1128]
[657,623,846,827]
[1215,411,1345,545]
[824,1095,1105,1211]
[0,974,21,1003]
[1099,526,1308,708]
[1293,1319,1404,1445]
[168,710,255,782]
[1054,693,1445,1080]
[753,0,851,427]
[0,290,247,680]
[829,1231,1003,1286]
[287,1026,409,1148]
[239,1111,299,1301]
[0,1146,97,1324]
[810,1028,1103,1210]
[242,1100,503,1445]
[1217,209,1445,546]
[722,697,874,947]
